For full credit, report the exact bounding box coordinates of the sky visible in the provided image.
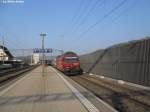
[0,0,150,55]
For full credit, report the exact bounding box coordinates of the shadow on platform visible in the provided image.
[0,91,92,106]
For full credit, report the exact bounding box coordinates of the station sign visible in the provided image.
[33,48,53,53]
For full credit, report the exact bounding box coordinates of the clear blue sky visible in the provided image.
[0,0,150,54]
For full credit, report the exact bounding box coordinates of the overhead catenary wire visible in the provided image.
[73,0,104,33]
[107,0,138,25]
[70,0,85,26]
[63,0,85,37]
[79,0,128,37]
[77,0,137,36]
[69,0,129,51]
[68,0,86,33]
[70,0,92,33]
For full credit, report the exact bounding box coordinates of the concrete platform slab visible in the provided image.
[0,66,89,112]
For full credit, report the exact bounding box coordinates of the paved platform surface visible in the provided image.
[0,66,88,112]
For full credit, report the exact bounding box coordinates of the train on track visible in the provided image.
[52,51,83,75]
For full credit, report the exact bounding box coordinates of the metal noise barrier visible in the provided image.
[80,37,150,87]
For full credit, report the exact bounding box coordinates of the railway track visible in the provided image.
[0,65,38,84]
[70,75,150,112]
[0,67,29,76]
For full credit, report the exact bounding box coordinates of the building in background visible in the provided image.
[32,53,40,64]
[0,45,13,61]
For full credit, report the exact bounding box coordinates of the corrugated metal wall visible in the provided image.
[80,38,150,86]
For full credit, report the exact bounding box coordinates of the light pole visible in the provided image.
[40,33,46,76]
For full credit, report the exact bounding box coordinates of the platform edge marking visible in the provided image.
[51,67,100,112]
[93,74,150,90]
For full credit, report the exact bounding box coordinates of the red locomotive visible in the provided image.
[55,51,82,75]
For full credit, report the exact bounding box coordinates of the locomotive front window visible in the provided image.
[64,57,79,62]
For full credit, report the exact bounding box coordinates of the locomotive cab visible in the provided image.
[63,56,81,74]
[56,51,83,75]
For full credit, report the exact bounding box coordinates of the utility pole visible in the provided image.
[40,33,46,76]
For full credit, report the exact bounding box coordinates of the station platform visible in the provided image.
[0,66,89,112]
[0,66,117,112]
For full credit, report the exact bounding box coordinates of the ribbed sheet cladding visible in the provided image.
[80,38,150,87]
